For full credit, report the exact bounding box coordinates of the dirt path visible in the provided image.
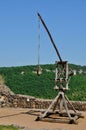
[0,108,85,130]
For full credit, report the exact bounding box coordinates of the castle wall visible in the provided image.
[0,94,86,111]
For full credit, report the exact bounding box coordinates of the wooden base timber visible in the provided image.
[35,91,84,124]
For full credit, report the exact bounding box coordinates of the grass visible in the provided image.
[0,125,19,130]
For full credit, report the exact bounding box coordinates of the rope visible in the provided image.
[38,16,40,67]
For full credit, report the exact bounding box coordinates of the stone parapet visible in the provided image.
[0,94,86,111]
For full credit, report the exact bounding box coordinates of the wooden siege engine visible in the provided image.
[35,12,84,124]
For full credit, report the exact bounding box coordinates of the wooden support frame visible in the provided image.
[35,61,84,124]
[55,61,69,91]
[36,91,83,124]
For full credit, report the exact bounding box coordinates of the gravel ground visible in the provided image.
[0,108,85,130]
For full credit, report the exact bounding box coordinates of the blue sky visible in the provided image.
[0,0,86,67]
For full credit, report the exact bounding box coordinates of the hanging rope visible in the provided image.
[37,15,42,76]
[38,15,40,66]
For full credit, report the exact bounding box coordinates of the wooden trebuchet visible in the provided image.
[35,13,84,124]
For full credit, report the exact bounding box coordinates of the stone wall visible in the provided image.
[0,93,86,111]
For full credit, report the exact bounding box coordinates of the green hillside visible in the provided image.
[0,64,86,101]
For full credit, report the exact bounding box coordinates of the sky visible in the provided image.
[0,0,86,67]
